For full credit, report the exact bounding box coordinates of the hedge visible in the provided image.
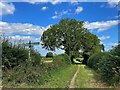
[2,38,42,69]
[87,52,104,70]
[87,50,120,86]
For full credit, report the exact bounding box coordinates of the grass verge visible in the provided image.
[39,65,77,88]
[75,65,110,88]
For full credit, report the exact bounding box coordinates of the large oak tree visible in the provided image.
[41,18,102,60]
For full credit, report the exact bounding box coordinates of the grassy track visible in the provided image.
[3,64,113,88]
[39,65,77,88]
[75,65,110,88]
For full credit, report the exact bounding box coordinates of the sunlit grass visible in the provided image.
[73,58,84,64]
[39,65,77,88]
[75,65,109,88]
[41,57,53,63]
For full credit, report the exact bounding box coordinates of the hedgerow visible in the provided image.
[2,38,71,87]
[98,54,120,85]
[2,38,42,69]
[87,43,120,86]
[87,52,104,70]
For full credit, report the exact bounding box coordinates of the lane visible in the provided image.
[75,65,109,88]
[39,65,78,88]
[69,65,80,88]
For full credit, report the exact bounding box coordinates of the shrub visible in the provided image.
[98,54,120,85]
[87,48,120,86]
[46,52,53,58]
[2,38,71,87]
[2,38,42,69]
[2,53,71,87]
[87,52,104,70]
[61,54,71,64]
[2,39,28,68]
[53,54,71,65]
[2,63,49,86]
[110,43,120,57]
[97,44,120,86]
[30,49,42,66]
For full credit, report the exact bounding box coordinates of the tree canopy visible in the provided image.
[41,18,102,57]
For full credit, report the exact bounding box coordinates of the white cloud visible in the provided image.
[41,6,48,11]
[115,15,120,18]
[51,6,83,19]
[84,20,118,33]
[62,10,69,14]
[70,0,79,5]
[108,42,118,46]
[51,0,61,5]
[51,10,70,19]
[7,35,40,43]
[98,35,110,40]
[107,0,119,7]
[105,42,118,51]
[75,6,83,14]
[101,42,118,51]
[23,0,60,5]
[0,2,15,16]
[0,21,50,36]
[101,0,119,8]
[23,0,41,4]
[52,15,58,19]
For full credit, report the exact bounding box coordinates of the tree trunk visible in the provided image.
[82,51,90,65]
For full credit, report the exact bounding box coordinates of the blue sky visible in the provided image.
[0,1,119,56]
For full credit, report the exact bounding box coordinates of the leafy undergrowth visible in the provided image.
[75,65,112,88]
[2,53,72,88]
[3,64,77,88]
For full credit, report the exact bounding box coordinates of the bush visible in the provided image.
[87,44,120,86]
[2,38,42,69]
[110,44,120,57]
[30,49,42,66]
[87,52,104,69]
[46,52,53,58]
[97,44,120,86]
[3,63,51,86]
[53,54,71,65]
[2,38,71,87]
[98,54,120,85]
[2,53,71,87]
[2,39,28,68]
